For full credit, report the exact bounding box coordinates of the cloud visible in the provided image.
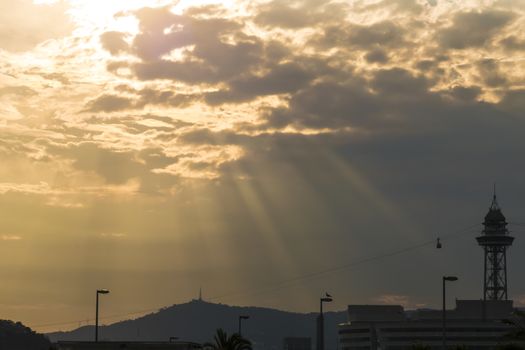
[0,86,38,97]
[84,94,135,112]
[1,0,525,323]
[253,0,349,29]
[50,142,148,185]
[205,62,314,105]
[313,20,407,50]
[374,294,411,306]
[497,89,525,115]
[100,31,130,55]
[84,89,199,112]
[438,10,515,49]
[499,35,525,51]
[364,49,389,64]
[476,59,507,88]
[0,182,52,195]
[1,235,22,241]
[100,232,127,239]
[0,0,73,52]
[121,6,270,85]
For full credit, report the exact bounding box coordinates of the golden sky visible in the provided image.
[1,0,525,332]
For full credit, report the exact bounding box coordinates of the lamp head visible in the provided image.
[240,315,250,320]
[443,276,458,282]
[321,297,333,302]
[97,289,110,294]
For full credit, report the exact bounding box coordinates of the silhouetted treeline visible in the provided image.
[0,319,51,350]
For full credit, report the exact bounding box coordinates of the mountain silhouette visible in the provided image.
[0,319,51,350]
[47,299,347,350]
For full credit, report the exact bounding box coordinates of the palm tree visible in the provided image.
[205,328,252,350]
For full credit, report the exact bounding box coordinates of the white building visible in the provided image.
[338,300,522,349]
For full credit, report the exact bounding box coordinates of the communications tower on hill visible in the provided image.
[476,191,514,301]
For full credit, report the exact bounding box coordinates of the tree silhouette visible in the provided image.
[204,329,252,350]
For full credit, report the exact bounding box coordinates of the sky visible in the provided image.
[1,0,525,333]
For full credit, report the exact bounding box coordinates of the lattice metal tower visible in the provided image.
[476,191,514,300]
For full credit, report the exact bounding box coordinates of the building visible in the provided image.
[338,193,522,349]
[56,341,202,350]
[283,337,312,350]
[338,300,519,349]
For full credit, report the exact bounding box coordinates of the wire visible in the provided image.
[31,223,480,331]
[206,223,480,302]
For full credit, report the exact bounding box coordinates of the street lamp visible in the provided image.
[442,276,458,350]
[95,289,110,342]
[238,315,250,337]
[318,293,333,350]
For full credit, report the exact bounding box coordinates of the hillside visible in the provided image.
[0,319,51,350]
[47,300,347,350]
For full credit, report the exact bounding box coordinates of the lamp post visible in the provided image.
[238,315,250,337]
[95,289,110,342]
[442,276,458,350]
[318,293,333,350]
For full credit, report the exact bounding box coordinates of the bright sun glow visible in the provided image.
[62,0,239,36]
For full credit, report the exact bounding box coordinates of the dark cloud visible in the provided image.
[135,88,198,108]
[84,94,134,113]
[313,20,407,50]
[352,0,423,14]
[350,21,407,48]
[128,8,264,84]
[66,143,145,184]
[100,31,129,55]
[261,66,517,134]
[499,35,525,51]
[497,89,525,115]
[446,86,482,102]
[83,88,200,112]
[265,79,381,129]
[438,10,515,49]
[476,59,507,88]
[205,62,314,105]
[365,49,389,64]
[253,0,349,29]
[370,68,428,96]
[47,142,179,193]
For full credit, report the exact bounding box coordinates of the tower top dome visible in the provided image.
[484,194,506,226]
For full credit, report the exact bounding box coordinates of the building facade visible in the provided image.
[338,300,520,350]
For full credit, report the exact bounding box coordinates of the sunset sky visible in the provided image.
[1,0,525,333]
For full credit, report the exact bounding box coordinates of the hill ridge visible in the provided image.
[47,299,347,350]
